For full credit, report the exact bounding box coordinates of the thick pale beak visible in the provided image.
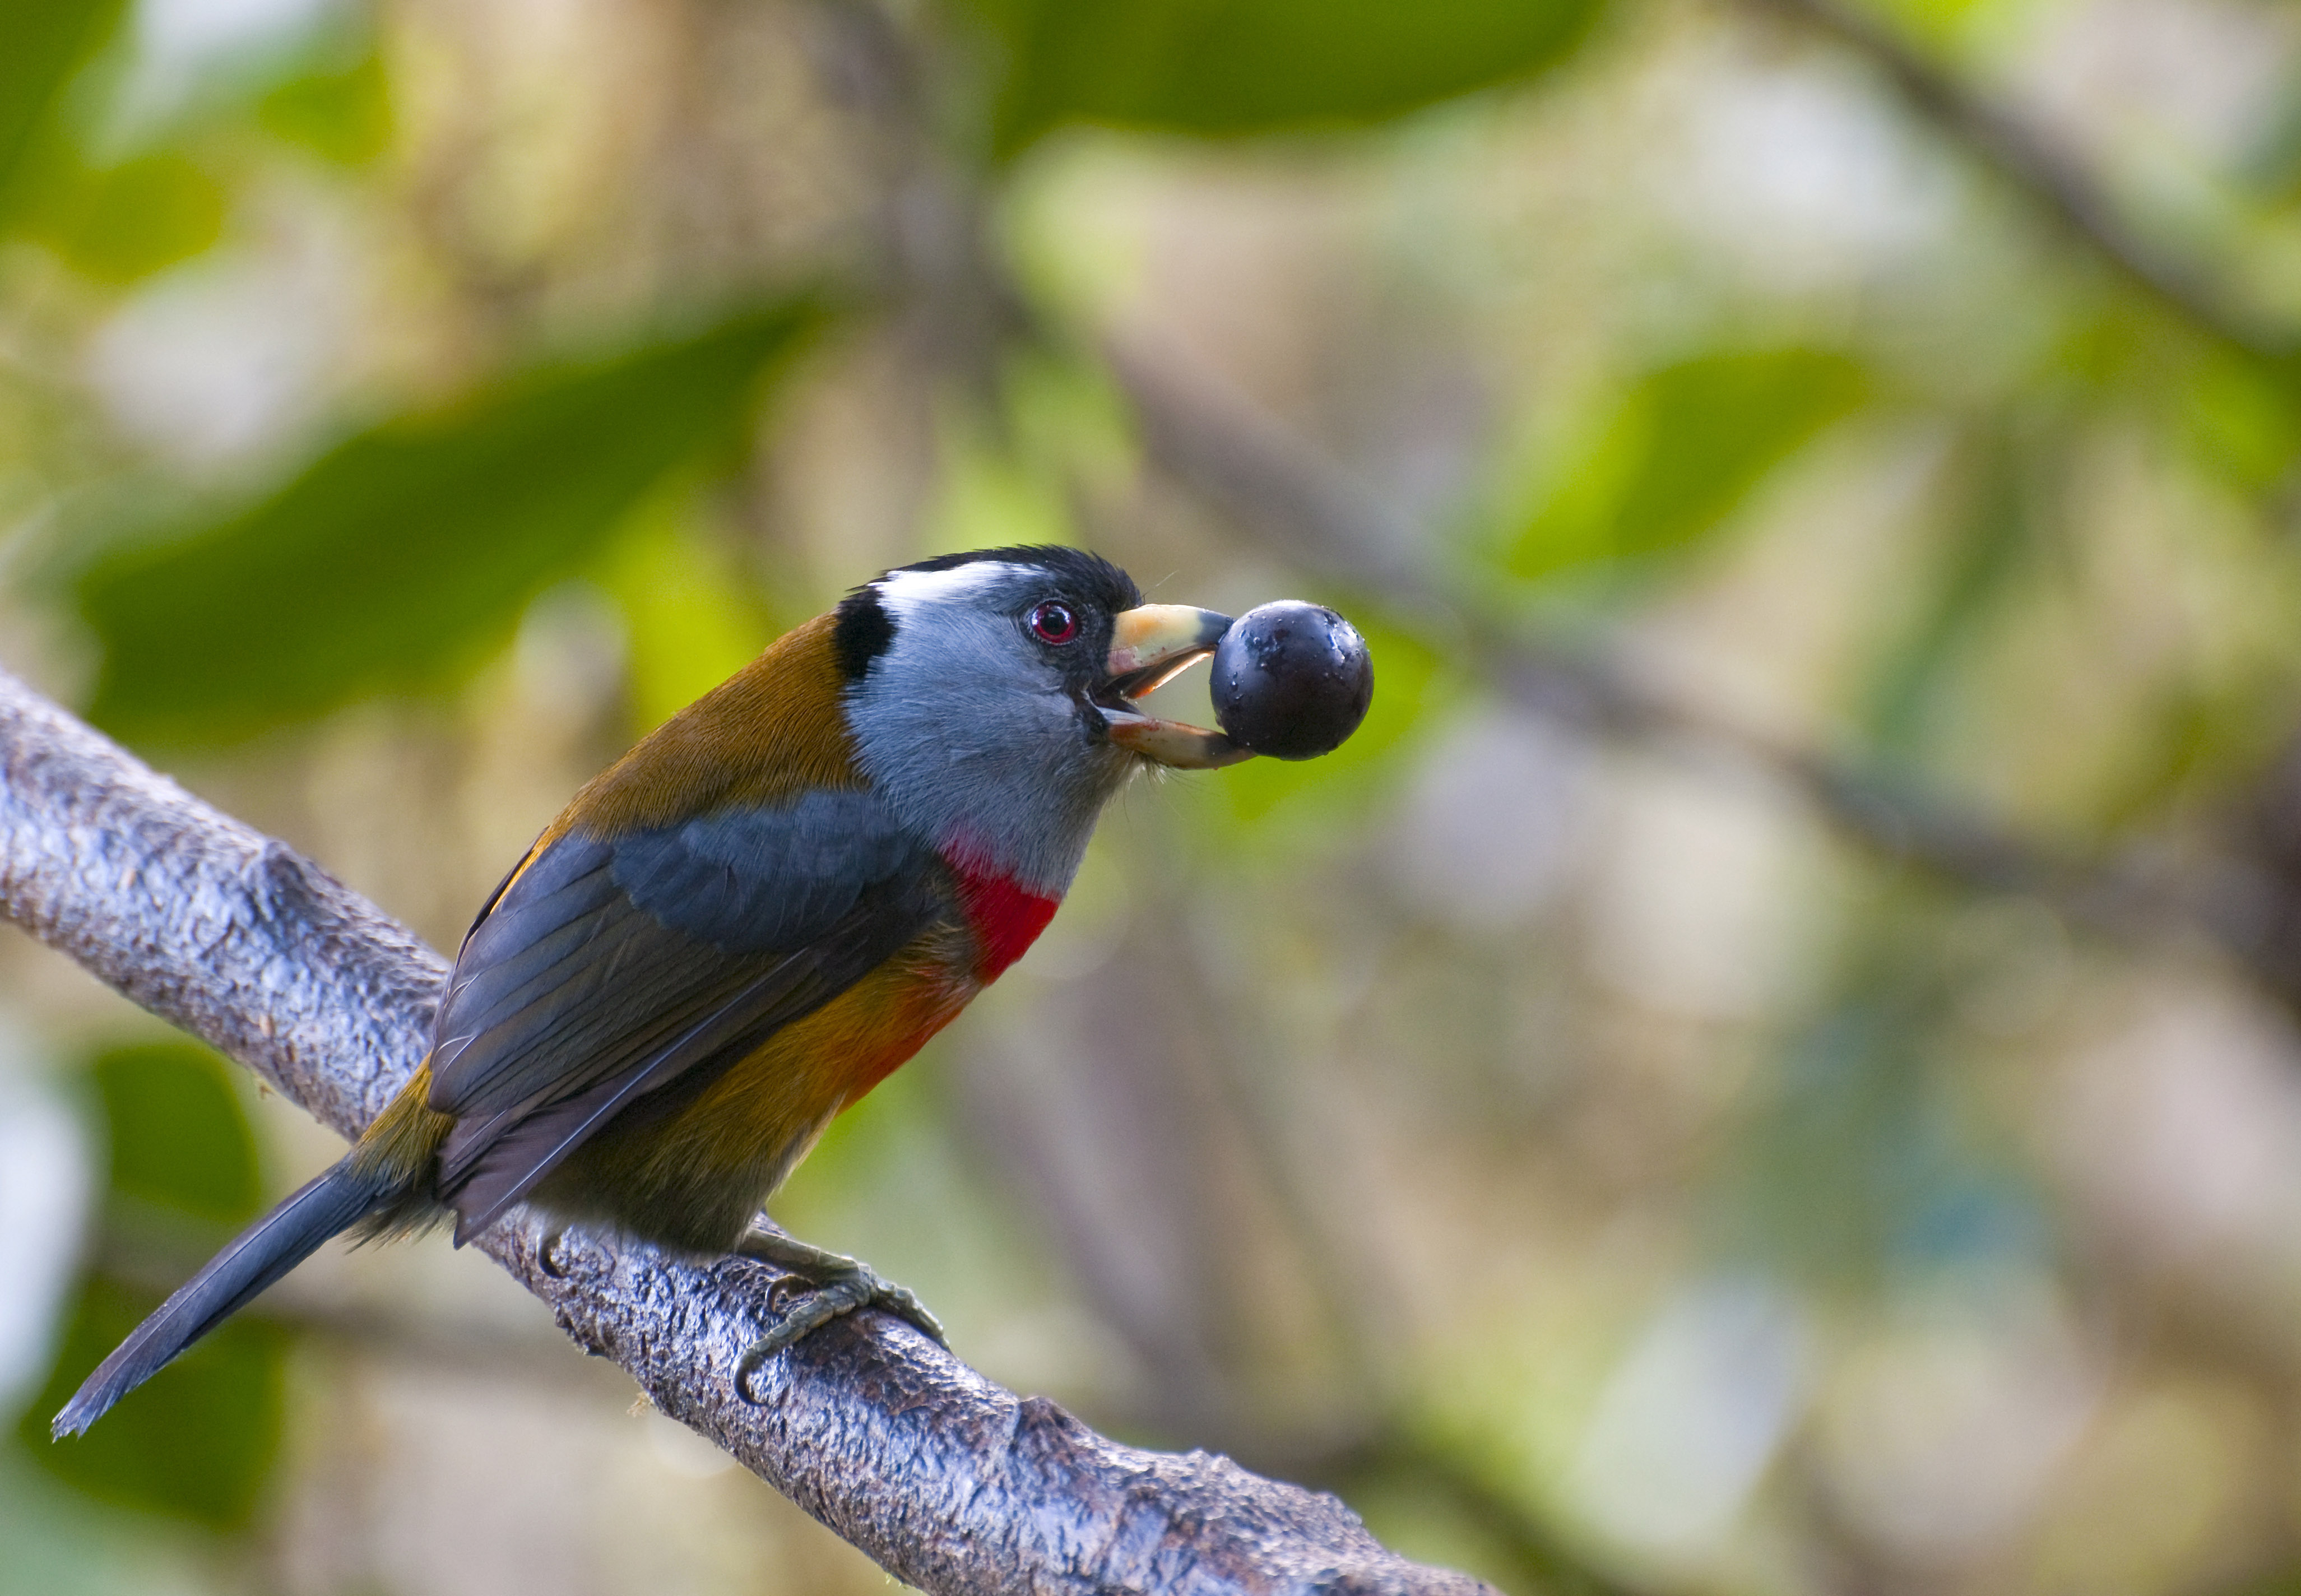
[1099,604,1253,769]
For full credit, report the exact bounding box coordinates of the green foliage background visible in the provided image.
[4,0,2301,1593]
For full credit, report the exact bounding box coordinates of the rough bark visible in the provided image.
[0,667,1493,1596]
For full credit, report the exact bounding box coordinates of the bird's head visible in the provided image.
[832,545,1245,894]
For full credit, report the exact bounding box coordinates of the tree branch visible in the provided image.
[0,667,1495,1596]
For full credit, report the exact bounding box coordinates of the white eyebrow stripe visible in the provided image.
[874,562,1028,615]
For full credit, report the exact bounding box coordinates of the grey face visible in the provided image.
[841,556,1143,897]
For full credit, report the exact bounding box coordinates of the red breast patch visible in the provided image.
[944,856,1060,980]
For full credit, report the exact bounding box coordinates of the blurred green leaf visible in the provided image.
[80,300,822,745]
[11,1041,281,1531]
[2183,352,2301,494]
[967,0,1607,156]
[0,0,124,207]
[1868,0,1993,51]
[28,152,229,284]
[598,478,776,736]
[1507,347,1868,580]
[1862,425,2035,758]
[92,1041,263,1226]
[926,423,1077,555]
[259,48,391,166]
[15,1277,285,1532]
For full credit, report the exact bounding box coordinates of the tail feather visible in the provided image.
[52,1159,387,1438]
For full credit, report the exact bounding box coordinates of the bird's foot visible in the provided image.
[731,1227,946,1403]
[537,1226,568,1279]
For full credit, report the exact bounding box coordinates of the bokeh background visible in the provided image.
[6,0,2301,1592]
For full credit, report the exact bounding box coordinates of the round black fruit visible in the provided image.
[1209,601,1374,760]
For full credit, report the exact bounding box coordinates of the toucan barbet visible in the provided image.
[57,545,1251,1432]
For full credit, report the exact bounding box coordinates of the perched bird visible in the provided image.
[57,545,1247,1434]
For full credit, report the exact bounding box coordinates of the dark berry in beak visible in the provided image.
[1209,602,1374,760]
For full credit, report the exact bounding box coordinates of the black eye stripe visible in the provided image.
[832,588,896,680]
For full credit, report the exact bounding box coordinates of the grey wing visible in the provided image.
[424,788,944,1240]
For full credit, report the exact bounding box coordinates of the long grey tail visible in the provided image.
[52,1158,387,1438]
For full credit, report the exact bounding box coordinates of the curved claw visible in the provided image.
[537,1226,567,1279]
[731,1264,949,1405]
[870,1278,948,1348]
[734,1334,778,1405]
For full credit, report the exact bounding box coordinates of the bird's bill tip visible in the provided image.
[1101,709,1254,769]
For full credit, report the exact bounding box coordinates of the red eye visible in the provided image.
[1028,600,1080,645]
